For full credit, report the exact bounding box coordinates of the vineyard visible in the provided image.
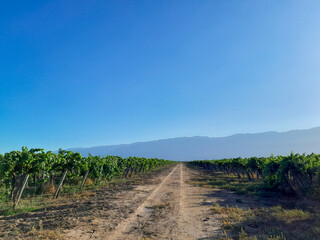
[0,147,173,208]
[1,151,320,239]
[190,152,320,195]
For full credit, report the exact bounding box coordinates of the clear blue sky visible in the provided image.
[1,1,320,153]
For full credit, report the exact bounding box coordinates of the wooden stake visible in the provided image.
[53,170,68,199]
[80,170,89,191]
[13,174,29,209]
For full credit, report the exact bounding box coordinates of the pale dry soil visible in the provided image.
[65,164,224,240]
[0,164,259,240]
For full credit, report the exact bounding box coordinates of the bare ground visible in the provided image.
[0,163,275,240]
[65,163,225,239]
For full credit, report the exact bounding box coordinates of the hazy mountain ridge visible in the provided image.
[68,127,320,161]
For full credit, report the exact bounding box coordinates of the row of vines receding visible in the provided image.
[0,147,174,208]
[190,152,320,196]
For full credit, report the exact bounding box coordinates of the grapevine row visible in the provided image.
[0,147,174,207]
[190,152,320,195]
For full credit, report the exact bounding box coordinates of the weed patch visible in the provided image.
[187,172,275,198]
[211,204,319,239]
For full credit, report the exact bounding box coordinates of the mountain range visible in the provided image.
[68,127,320,161]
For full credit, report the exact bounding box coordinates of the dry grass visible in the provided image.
[28,227,65,240]
[186,173,266,197]
[185,166,320,239]
[2,220,66,240]
[210,203,319,239]
[152,201,170,209]
[85,178,93,185]
[43,183,56,194]
[81,191,96,197]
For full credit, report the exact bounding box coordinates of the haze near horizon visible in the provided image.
[1,1,320,153]
[68,127,320,161]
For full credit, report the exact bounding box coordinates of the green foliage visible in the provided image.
[0,146,174,198]
[191,153,320,195]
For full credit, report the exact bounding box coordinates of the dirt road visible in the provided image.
[2,163,317,240]
[66,163,222,239]
[1,164,226,239]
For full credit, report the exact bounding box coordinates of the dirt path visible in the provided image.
[2,163,318,240]
[65,163,222,240]
[177,164,221,239]
[1,164,226,239]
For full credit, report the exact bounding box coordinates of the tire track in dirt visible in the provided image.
[65,163,223,240]
[107,163,222,240]
[176,164,221,239]
[63,165,177,240]
[106,164,181,240]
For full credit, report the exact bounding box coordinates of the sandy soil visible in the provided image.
[65,163,224,239]
[1,163,248,239]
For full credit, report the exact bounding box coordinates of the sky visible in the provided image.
[1,0,320,153]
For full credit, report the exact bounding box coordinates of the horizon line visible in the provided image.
[66,126,320,150]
